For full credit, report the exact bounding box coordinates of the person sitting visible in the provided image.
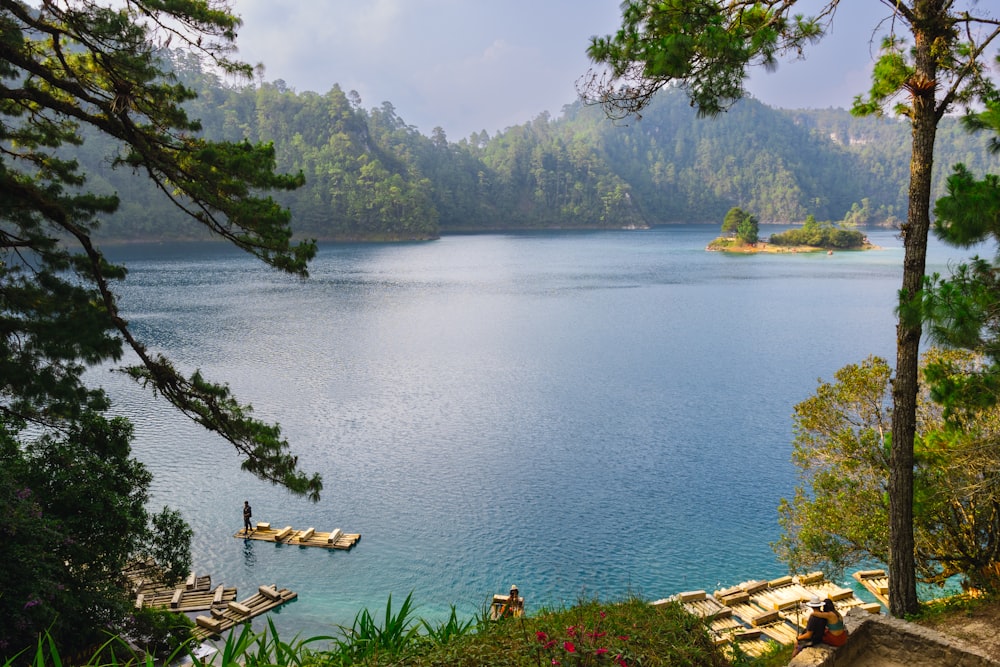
[792,596,828,657]
[816,598,848,647]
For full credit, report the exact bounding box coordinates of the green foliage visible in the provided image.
[4,595,776,667]
[722,207,745,235]
[769,217,867,248]
[717,207,759,244]
[776,350,1000,592]
[406,597,729,667]
[584,1,823,118]
[1,1,322,498]
[123,608,194,660]
[33,62,1000,237]
[736,213,759,245]
[922,119,1000,418]
[0,413,191,661]
[326,592,422,665]
[148,507,194,587]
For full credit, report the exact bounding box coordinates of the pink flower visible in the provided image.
[563,641,576,653]
[544,640,556,649]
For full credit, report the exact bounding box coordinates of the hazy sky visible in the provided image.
[227,1,921,140]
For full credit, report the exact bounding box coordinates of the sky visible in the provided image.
[226,1,942,141]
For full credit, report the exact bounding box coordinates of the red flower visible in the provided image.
[563,641,576,653]
[596,648,609,655]
[536,631,549,643]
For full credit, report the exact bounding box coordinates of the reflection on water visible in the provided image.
[241,539,257,568]
[96,227,977,639]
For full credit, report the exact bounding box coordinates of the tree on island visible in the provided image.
[718,206,759,245]
[1,0,321,655]
[584,1,1000,617]
[769,215,867,249]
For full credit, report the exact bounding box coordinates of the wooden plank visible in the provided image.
[196,616,224,633]
[677,590,706,603]
[170,589,183,609]
[228,601,252,615]
[259,585,281,601]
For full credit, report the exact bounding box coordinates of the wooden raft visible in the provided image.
[234,522,360,550]
[136,583,237,613]
[191,585,297,640]
[127,569,238,613]
[655,572,882,658]
[853,569,890,608]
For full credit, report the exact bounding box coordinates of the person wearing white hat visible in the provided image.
[792,596,829,657]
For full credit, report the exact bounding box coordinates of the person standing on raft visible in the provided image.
[243,500,253,535]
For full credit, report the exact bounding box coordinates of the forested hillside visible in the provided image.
[85,52,1000,241]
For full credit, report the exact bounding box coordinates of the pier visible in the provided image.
[235,522,361,549]
[657,572,882,658]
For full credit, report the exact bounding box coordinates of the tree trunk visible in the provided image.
[889,2,942,617]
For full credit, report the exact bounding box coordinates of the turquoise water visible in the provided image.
[95,226,974,638]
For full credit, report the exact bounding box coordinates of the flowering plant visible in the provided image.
[530,606,631,666]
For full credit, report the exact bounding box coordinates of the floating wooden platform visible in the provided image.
[655,572,882,658]
[853,569,890,608]
[191,585,298,641]
[234,522,360,550]
[125,566,239,613]
[136,583,238,613]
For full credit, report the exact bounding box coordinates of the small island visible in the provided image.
[707,209,878,253]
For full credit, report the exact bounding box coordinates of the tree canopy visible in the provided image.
[777,350,1000,594]
[0,0,321,498]
[585,0,1000,616]
[769,215,867,249]
[0,412,193,658]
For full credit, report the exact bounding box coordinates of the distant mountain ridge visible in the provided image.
[83,53,1000,242]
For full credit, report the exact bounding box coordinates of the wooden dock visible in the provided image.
[655,572,882,658]
[192,585,298,640]
[235,522,361,550]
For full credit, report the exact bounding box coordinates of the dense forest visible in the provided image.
[83,51,1000,242]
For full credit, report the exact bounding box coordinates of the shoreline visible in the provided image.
[708,242,882,254]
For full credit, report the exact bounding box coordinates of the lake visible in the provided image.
[95,225,975,639]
